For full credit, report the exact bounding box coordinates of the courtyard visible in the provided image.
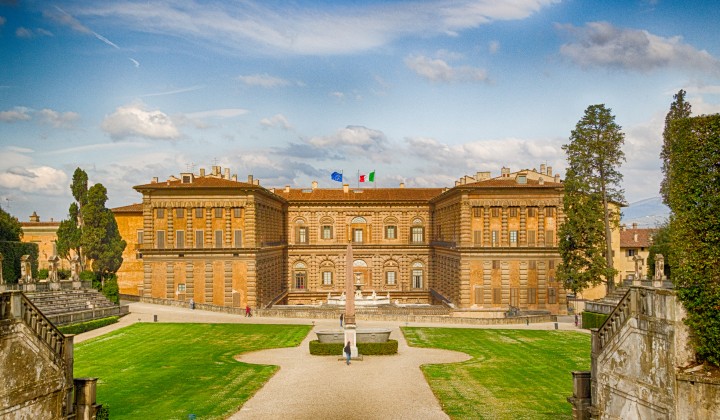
[74,302,590,419]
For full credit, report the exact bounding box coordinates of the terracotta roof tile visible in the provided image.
[274,188,444,202]
[112,203,143,213]
[620,228,655,248]
[462,178,562,188]
[134,177,255,189]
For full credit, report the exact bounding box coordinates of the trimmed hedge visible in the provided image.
[58,316,119,335]
[0,240,39,283]
[309,340,398,356]
[581,311,609,329]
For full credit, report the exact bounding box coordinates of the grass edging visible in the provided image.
[58,316,120,335]
[309,340,398,355]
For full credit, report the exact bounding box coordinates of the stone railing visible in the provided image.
[429,288,455,308]
[48,305,129,326]
[593,287,632,352]
[264,289,289,309]
[0,291,67,364]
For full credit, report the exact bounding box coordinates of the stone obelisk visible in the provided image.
[344,241,358,358]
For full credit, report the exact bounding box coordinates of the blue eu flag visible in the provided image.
[331,172,343,182]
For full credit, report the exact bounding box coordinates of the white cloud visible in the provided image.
[0,107,31,122]
[405,55,488,82]
[186,109,248,119]
[15,27,33,38]
[330,91,345,100]
[558,21,720,74]
[238,74,292,88]
[307,125,391,161]
[140,85,205,98]
[260,114,292,130]
[489,40,500,54]
[71,1,558,55]
[101,103,180,140]
[0,166,68,195]
[38,109,80,128]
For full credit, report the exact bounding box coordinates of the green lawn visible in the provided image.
[73,323,311,419]
[403,328,590,420]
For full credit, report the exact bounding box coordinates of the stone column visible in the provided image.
[567,371,592,420]
[73,378,99,420]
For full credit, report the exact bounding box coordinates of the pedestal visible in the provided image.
[344,324,359,358]
[72,281,82,290]
[24,283,36,292]
[50,282,61,291]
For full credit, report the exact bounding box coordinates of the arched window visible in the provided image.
[411,218,425,243]
[320,260,335,286]
[351,216,367,224]
[384,259,399,286]
[293,261,307,289]
[295,219,308,244]
[319,217,334,240]
[384,217,398,240]
[411,261,424,289]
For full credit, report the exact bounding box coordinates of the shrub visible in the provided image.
[58,316,119,335]
[0,240,39,283]
[80,270,95,282]
[96,404,109,420]
[581,311,608,329]
[58,268,71,280]
[38,269,49,280]
[102,275,119,303]
[309,340,398,356]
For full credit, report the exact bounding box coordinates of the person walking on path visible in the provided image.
[344,341,351,365]
[245,305,252,317]
[340,313,344,327]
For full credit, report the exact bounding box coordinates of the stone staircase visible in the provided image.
[25,289,128,326]
[584,282,631,315]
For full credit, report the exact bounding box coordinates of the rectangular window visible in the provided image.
[214,230,223,248]
[214,207,223,218]
[529,260,537,270]
[509,230,518,245]
[473,230,482,245]
[137,230,144,245]
[156,230,165,248]
[474,287,482,304]
[548,288,557,304]
[545,207,554,217]
[156,208,165,218]
[385,226,397,239]
[322,271,333,285]
[509,207,518,217]
[549,260,555,269]
[386,271,397,285]
[177,284,186,292]
[412,270,423,288]
[527,288,537,304]
[233,207,242,218]
[491,230,499,247]
[411,227,424,243]
[493,288,502,304]
[195,230,204,248]
[527,230,536,246]
[195,208,203,218]
[510,288,519,306]
[353,229,363,243]
[176,230,185,248]
[295,272,306,289]
[322,226,333,240]
[234,230,242,248]
[176,208,185,218]
[545,230,555,246]
[298,227,308,244]
[627,249,637,257]
[492,260,500,270]
[491,207,500,217]
[473,207,482,218]
[527,207,536,217]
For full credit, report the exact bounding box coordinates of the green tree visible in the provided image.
[558,104,625,293]
[0,206,22,241]
[56,203,82,266]
[660,90,692,205]
[81,184,126,286]
[647,222,672,279]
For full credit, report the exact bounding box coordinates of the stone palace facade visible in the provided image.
[114,164,579,315]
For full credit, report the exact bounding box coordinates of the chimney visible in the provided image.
[547,166,552,176]
[199,168,205,177]
[479,171,491,181]
[284,185,290,193]
[247,175,254,184]
[312,181,318,190]
[634,233,638,242]
[152,177,158,183]
[554,174,560,183]
[501,167,510,177]
[212,166,220,175]
[29,211,40,222]
[343,183,349,193]
[224,168,230,179]
[254,179,260,186]
[232,174,237,181]
[632,222,638,230]
[539,177,545,185]
[540,164,546,175]
[400,182,405,188]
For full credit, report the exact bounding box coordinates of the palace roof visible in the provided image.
[274,187,444,202]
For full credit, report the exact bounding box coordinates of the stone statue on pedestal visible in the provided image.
[0,253,4,286]
[655,254,665,280]
[20,255,33,284]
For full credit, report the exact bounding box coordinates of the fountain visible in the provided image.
[325,274,391,306]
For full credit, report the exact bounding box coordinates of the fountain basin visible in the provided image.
[316,328,392,343]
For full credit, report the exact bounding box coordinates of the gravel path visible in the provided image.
[73,303,587,419]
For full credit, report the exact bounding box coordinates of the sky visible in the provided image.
[1,0,719,222]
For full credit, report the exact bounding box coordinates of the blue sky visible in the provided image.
[1,0,719,222]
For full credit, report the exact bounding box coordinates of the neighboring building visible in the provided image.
[618,223,655,281]
[114,164,589,315]
[20,212,68,271]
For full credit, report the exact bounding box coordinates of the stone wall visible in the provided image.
[571,286,720,419]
